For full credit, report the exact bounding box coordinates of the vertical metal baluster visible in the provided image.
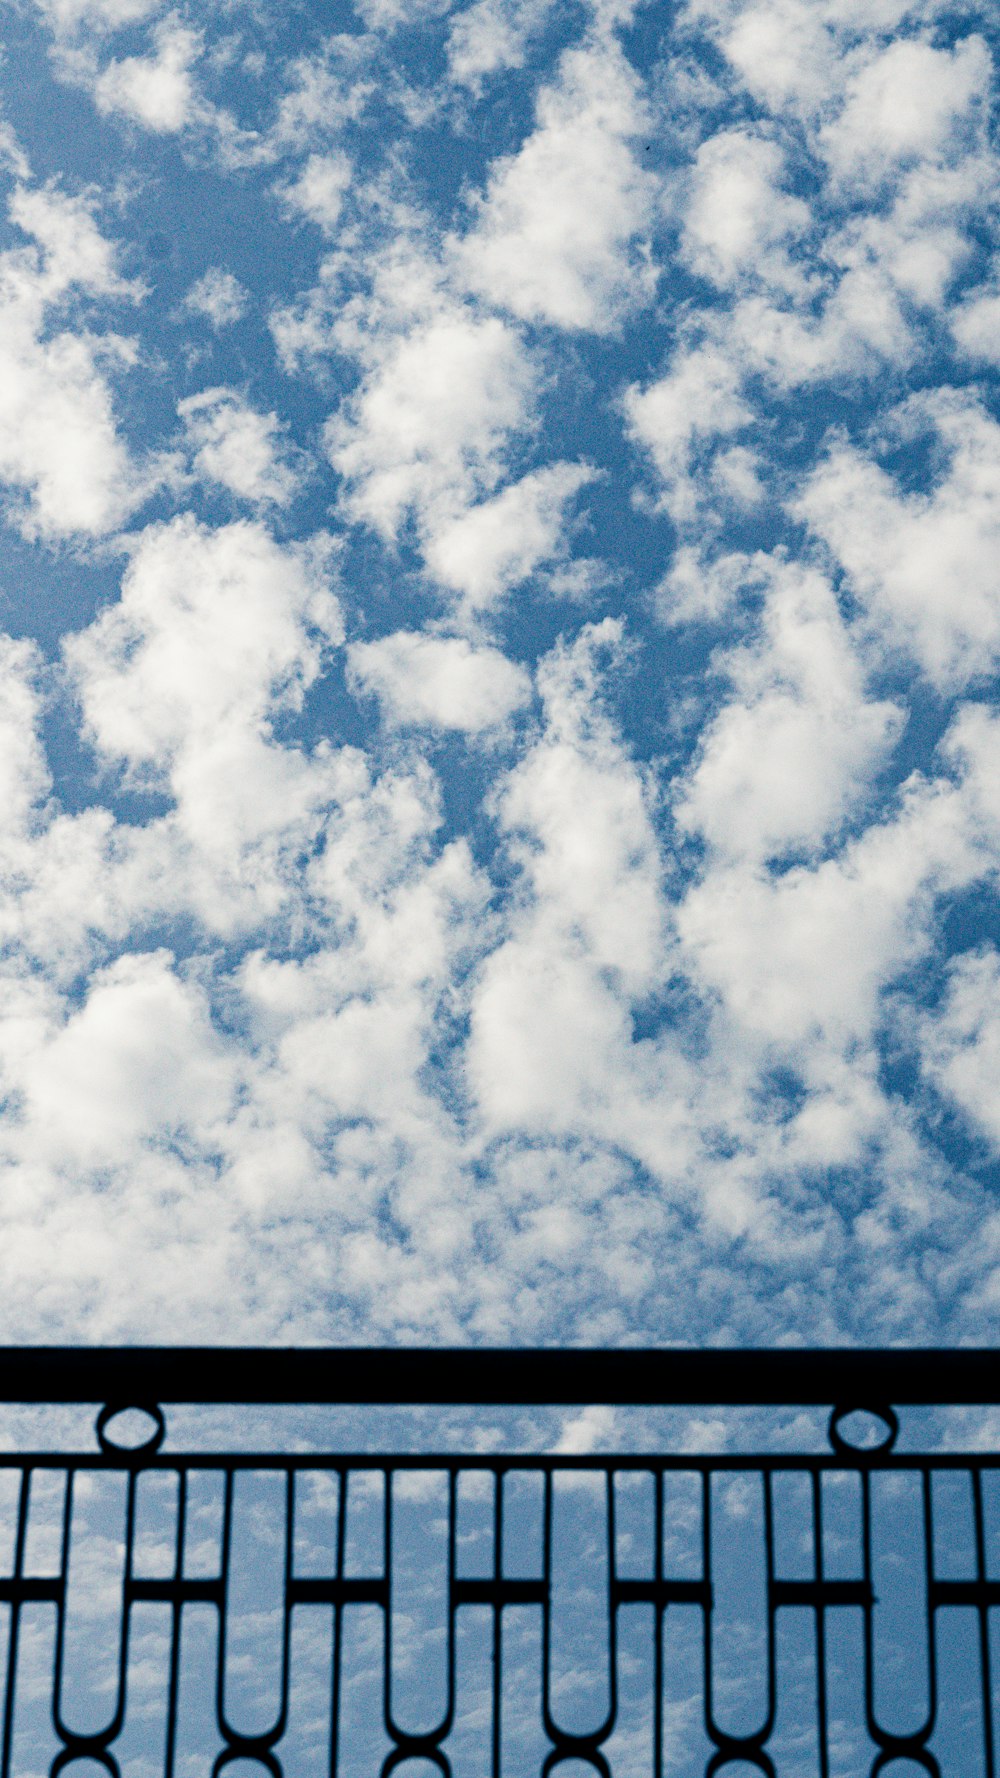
[0,1469,29,1778]
[328,1468,346,1778]
[967,1465,989,1778]
[605,1466,618,1756]
[446,1467,457,1749]
[113,1466,138,1754]
[216,1469,234,1757]
[813,1470,830,1778]
[491,1469,502,1778]
[382,1466,392,1750]
[973,1467,995,1778]
[652,1466,663,1778]
[541,1467,553,1761]
[50,1466,73,1766]
[861,1464,877,1763]
[701,1466,713,1759]
[922,1466,939,1755]
[278,1467,293,1754]
[163,1468,186,1778]
[763,1469,777,1754]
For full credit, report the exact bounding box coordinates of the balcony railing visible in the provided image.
[0,1347,996,1777]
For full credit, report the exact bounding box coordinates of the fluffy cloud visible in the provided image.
[0,182,148,537]
[179,388,300,505]
[9,181,135,297]
[685,0,950,117]
[819,37,991,188]
[10,951,237,1170]
[465,621,696,1196]
[182,267,248,328]
[278,152,352,233]
[952,262,1000,365]
[326,305,536,539]
[421,462,597,608]
[446,0,554,88]
[63,517,344,922]
[624,346,752,522]
[681,130,810,292]
[679,803,942,1062]
[452,40,657,330]
[797,396,1000,688]
[677,719,995,1068]
[67,517,339,769]
[658,12,995,437]
[92,17,201,133]
[348,632,531,732]
[920,949,1000,1153]
[34,0,161,33]
[0,635,51,835]
[677,559,902,862]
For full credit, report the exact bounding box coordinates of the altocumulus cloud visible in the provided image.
[0,0,998,1346]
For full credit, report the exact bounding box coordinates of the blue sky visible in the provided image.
[0,0,998,1346]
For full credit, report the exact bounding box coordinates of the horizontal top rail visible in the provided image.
[0,1346,994,1404]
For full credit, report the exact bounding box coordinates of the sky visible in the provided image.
[0,0,998,1349]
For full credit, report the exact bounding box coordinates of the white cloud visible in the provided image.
[34,0,162,33]
[0,183,149,538]
[278,152,352,233]
[681,129,810,291]
[797,395,1000,688]
[677,558,902,862]
[452,40,657,331]
[663,12,995,416]
[446,0,554,89]
[93,16,201,133]
[465,622,701,1197]
[724,270,911,392]
[12,951,237,1171]
[700,146,985,399]
[819,37,991,188]
[0,117,30,182]
[706,0,835,113]
[624,346,752,522]
[268,46,373,152]
[326,306,536,540]
[677,760,985,1059]
[920,949,1000,1152]
[421,461,597,609]
[67,515,341,773]
[9,181,137,302]
[685,0,947,118]
[952,265,1000,365]
[0,636,52,837]
[179,388,300,505]
[654,546,758,626]
[64,517,344,900]
[710,445,764,507]
[348,632,531,733]
[182,267,248,328]
[351,0,450,31]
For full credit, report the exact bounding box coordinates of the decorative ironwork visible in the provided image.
[0,1347,996,1776]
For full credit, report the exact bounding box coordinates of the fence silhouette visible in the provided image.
[0,1347,996,1777]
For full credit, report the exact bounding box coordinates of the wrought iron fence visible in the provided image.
[0,1347,997,1777]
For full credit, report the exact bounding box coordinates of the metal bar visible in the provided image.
[0,1347,994,1404]
[8,1449,1000,1474]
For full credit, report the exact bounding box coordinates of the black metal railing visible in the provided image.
[0,1347,997,1777]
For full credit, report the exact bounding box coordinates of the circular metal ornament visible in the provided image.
[95,1401,167,1458]
[828,1402,899,1457]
